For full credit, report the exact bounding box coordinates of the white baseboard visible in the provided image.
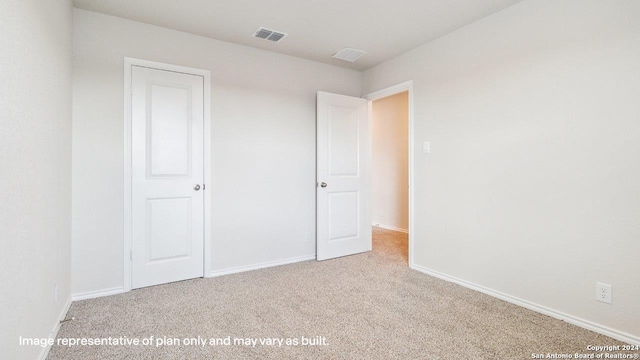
[373,223,408,234]
[71,287,124,301]
[410,264,640,346]
[210,254,316,277]
[73,256,317,299]
[38,296,72,360]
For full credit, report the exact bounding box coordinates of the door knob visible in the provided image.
[194,184,201,191]
[320,182,327,188]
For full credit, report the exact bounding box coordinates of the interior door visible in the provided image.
[131,66,204,289]
[316,91,371,261]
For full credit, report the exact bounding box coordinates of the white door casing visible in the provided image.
[316,91,371,261]
[131,65,204,289]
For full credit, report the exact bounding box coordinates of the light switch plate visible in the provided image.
[422,141,430,154]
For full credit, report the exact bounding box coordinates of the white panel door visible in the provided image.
[317,91,371,261]
[131,66,204,289]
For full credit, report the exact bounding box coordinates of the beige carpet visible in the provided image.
[48,227,623,359]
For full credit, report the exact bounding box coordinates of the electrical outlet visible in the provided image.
[304,232,312,243]
[596,282,612,304]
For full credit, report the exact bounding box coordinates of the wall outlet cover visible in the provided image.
[596,282,612,304]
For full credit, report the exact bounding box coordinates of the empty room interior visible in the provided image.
[1,0,639,359]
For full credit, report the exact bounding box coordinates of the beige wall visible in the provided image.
[372,92,409,232]
[0,0,73,358]
[363,0,640,340]
[72,9,362,296]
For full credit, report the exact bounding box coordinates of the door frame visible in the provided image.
[123,57,212,292]
[363,80,415,267]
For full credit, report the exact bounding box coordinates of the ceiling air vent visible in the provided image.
[252,27,288,43]
[332,47,367,62]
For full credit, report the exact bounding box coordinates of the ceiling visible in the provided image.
[72,0,523,71]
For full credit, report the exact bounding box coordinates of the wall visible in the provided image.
[72,9,362,296]
[363,0,640,340]
[371,92,409,232]
[0,0,73,359]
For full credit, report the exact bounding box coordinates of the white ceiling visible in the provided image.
[72,0,523,71]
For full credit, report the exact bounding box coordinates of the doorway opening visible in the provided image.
[365,81,414,266]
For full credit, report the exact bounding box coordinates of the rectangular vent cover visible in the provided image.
[253,27,288,43]
[332,47,367,62]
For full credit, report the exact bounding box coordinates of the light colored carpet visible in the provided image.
[48,228,622,359]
